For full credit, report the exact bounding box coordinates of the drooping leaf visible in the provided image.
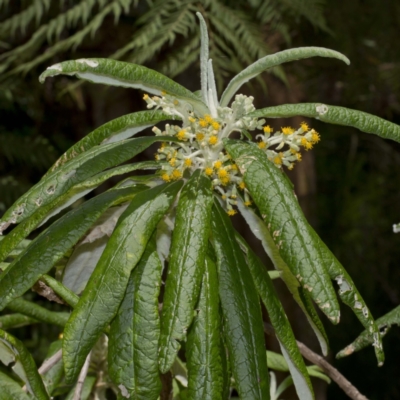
[109,237,163,400]
[63,181,183,383]
[5,297,69,327]
[0,370,31,400]
[0,136,177,228]
[159,170,213,373]
[225,139,340,324]
[186,256,224,399]
[0,313,38,330]
[0,187,141,310]
[39,58,208,115]
[235,222,313,400]
[220,48,350,107]
[338,305,400,359]
[211,199,269,400]
[48,111,178,172]
[248,103,400,144]
[0,329,49,399]
[236,200,329,355]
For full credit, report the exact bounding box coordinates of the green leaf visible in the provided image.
[0,329,49,399]
[211,199,269,400]
[248,103,400,144]
[196,12,209,105]
[0,371,31,400]
[0,187,141,310]
[48,111,177,172]
[41,340,64,395]
[159,170,213,373]
[317,240,384,365]
[0,164,148,263]
[40,275,79,308]
[235,224,313,400]
[338,305,400,359]
[186,256,223,399]
[0,313,38,330]
[220,48,350,107]
[63,181,183,383]
[235,200,329,355]
[0,136,175,227]
[39,58,208,115]
[225,139,340,324]
[109,237,162,400]
[6,297,69,327]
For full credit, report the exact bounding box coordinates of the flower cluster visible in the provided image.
[143,92,320,214]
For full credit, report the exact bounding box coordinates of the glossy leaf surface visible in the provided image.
[248,103,400,144]
[0,329,49,399]
[109,237,162,400]
[186,256,223,399]
[159,170,213,373]
[0,371,31,400]
[211,200,269,400]
[221,48,350,106]
[63,181,182,382]
[225,139,340,324]
[39,58,208,115]
[0,187,140,310]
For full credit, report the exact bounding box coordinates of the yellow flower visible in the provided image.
[220,177,230,185]
[205,167,213,176]
[196,133,204,141]
[169,157,176,166]
[282,127,294,135]
[258,141,267,149]
[227,209,237,216]
[301,122,309,132]
[199,119,208,127]
[273,153,284,165]
[173,100,179,105]
[296,153,302,161]
[301,137,313,150]
[214,160,222,169]
[244,200,252,206]
[204,114,213,123]
[263,125,273,133]
[218,168,229,179]
[184,158,192,167]
[155,154,160,160]
[189,117,196,123]
[143,94,149,100]
[162,173,171,182]
[161,90,167,96]
[239,181,246,190]
[231,164,238,171]
[222,195,227,200]
[311,129,320,143]
[288,164,294,170]
[208,136,218,145]
[172,169,182,179]
[212,121,220,130]
[177,130,187,140]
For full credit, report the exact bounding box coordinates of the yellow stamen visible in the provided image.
[244,200,252,207]
[282,127,294,135]
[162,173,171,182]
[301,122,309,132]
[218,168,228,179]
[214,160,222,169]
[189,117,196,123]
[205,167,213,176]
[172,169,182,179]
[311,129,320,143]
[169,158,176,166]
[204,114,213,123]
[208,136,218,145]
[227,209,237,216]
[258,141,267,149]
[222,195,227,200]
[239,182,246,190]
[196,133,204,141]
[212,121,220,130]
[301,137,313,150]
[184,158,192,167]
[143,94,149,100]
[199,119,208,127]
[296,153,302,161]
[263,125,273,133]
[177,130,186,140]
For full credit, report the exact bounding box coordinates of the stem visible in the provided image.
[263,323,369,400]
[73,351,91,400]
[38,349,63,375]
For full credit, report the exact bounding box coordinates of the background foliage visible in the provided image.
[0,1,399,399]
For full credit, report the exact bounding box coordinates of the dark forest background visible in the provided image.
[0,1,399,399]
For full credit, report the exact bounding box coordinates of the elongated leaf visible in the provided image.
[49,111,177,172]
[0,187,141,310]
[0,329,49,399]
[0,136,176,227]
[6,298,69,327]
[159,170,213,372]
[248,103,400,144]
[0,165,148,263]
[39,58,208,115]
[211,200,269,400]
[186,256,223,399]
[338,305,400,358]
[220,48,350,107]
[196,12,209,105]
[235,226,313,400]
[236,200,329,355]
[62,204,130,295]
[225,139,340,324]
[0,313,38,330]
[41,275,79,308]
[316,239,384,364]
[156,216,173,269]
[109,237,162,400]
[0,371,31,400]
[63,181,183,383]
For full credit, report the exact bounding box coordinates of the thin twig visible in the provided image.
[38,348,63,375]
[73,351,91,400]
[263,322,369,400]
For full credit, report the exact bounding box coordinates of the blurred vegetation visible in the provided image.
[1,0,399,399]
